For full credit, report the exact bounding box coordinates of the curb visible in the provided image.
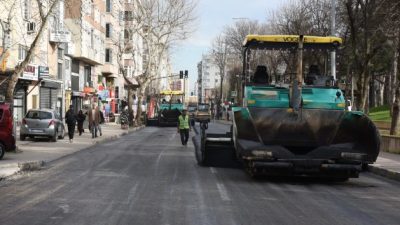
[19,161,45,171]
[1,125,145,178]
[368,165,400,182]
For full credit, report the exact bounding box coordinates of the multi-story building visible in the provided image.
[121,0,144,113]
[198,54,220,103]
[0,0,148,121]
[64,0,106,113]
[97,0,124,114]
[0,0,66,121]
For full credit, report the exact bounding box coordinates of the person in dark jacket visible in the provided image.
[76,110,86,136]
[65,105,77,143]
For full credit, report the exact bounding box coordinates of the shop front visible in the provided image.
[82,86,97,112]
[40,79,62,116]
[14,64,40,122]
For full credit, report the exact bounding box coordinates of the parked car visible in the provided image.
[0,101,16,159]
[20,109,65,142]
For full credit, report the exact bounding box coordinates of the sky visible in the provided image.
[171,0,288,93]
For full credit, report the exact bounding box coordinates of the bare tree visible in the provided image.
[123,0,197,125]
[210,34,228,119]
[1,0,62,103]
[382,1,400,134]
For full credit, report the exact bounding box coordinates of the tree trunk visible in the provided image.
[369,76,376,108]
[356,69,371,113]
[390,89,400,135]
[390,33,400,135]
[217,73,224,120]
[5,0,59,104]
[384,74,391,105]
[128,88,134,127]
[135,86,146,126]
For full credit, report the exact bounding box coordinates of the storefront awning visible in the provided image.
[124,77,139,88]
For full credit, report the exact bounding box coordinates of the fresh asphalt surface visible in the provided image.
[0,123,400,225]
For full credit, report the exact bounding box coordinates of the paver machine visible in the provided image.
[158,90,184,126]
[194,35,380,179]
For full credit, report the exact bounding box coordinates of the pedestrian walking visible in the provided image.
[98,107,105,136]
[88,104,100,138]
[177,109,191,146]
[65,105,77,143]
[76,110,86,136]
[120,107,129,129]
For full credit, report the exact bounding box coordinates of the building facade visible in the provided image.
[197,54,220,104]
[0,0,66,121]
[0,0,148,123]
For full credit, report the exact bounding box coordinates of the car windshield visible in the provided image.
[26,111,52,120]
[188,106,197,112]
[198,105,209,111]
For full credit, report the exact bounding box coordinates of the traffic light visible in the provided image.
[185,70,188,78]
[179,70,183,79]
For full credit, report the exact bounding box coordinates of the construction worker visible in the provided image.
[177,108,191,145]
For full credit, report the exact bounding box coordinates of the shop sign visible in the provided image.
[39,66,49,79]
[98,90,109,100]
[21,64,38,81]
[83,87,95,94]
[49,30,71,43]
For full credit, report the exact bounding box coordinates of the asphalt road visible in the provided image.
[0,122,400,225]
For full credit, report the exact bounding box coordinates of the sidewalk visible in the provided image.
[369,152,400,181]
[0,123,144,179]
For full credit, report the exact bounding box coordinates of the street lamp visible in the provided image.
[331,0,336,81]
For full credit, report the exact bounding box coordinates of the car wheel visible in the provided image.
[20,134,26,141]
[58,126,65,139]
[0,143,5,159]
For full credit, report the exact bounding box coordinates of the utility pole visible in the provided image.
[331,0,336,81]
[179,70,188,104]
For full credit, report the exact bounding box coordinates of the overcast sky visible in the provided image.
[170,0,289,93]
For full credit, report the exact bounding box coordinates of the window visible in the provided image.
[124,11,133,21]
[90,29,94,48]
[105,48,112,63]
[106,23,112,38]
[57,48,63,60]
[115,86,119,99]
[57,63,63,80]
[124,29,130,39]
[84,66,92,86]
[23,0,31,20]
[71,59,79,74]
[65,59,70,70]
[106,0,112,12]
[26,111,52,120]
[18,45,27,61]
[71,75,79,91]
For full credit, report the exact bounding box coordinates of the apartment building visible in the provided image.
[64,0,106,113]
[197,54,220,103]
[0,0,66,121]
[0,0,147,120]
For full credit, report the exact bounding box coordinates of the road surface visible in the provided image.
[0,123,399,225]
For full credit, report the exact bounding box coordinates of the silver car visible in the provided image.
[20,109,65,142]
